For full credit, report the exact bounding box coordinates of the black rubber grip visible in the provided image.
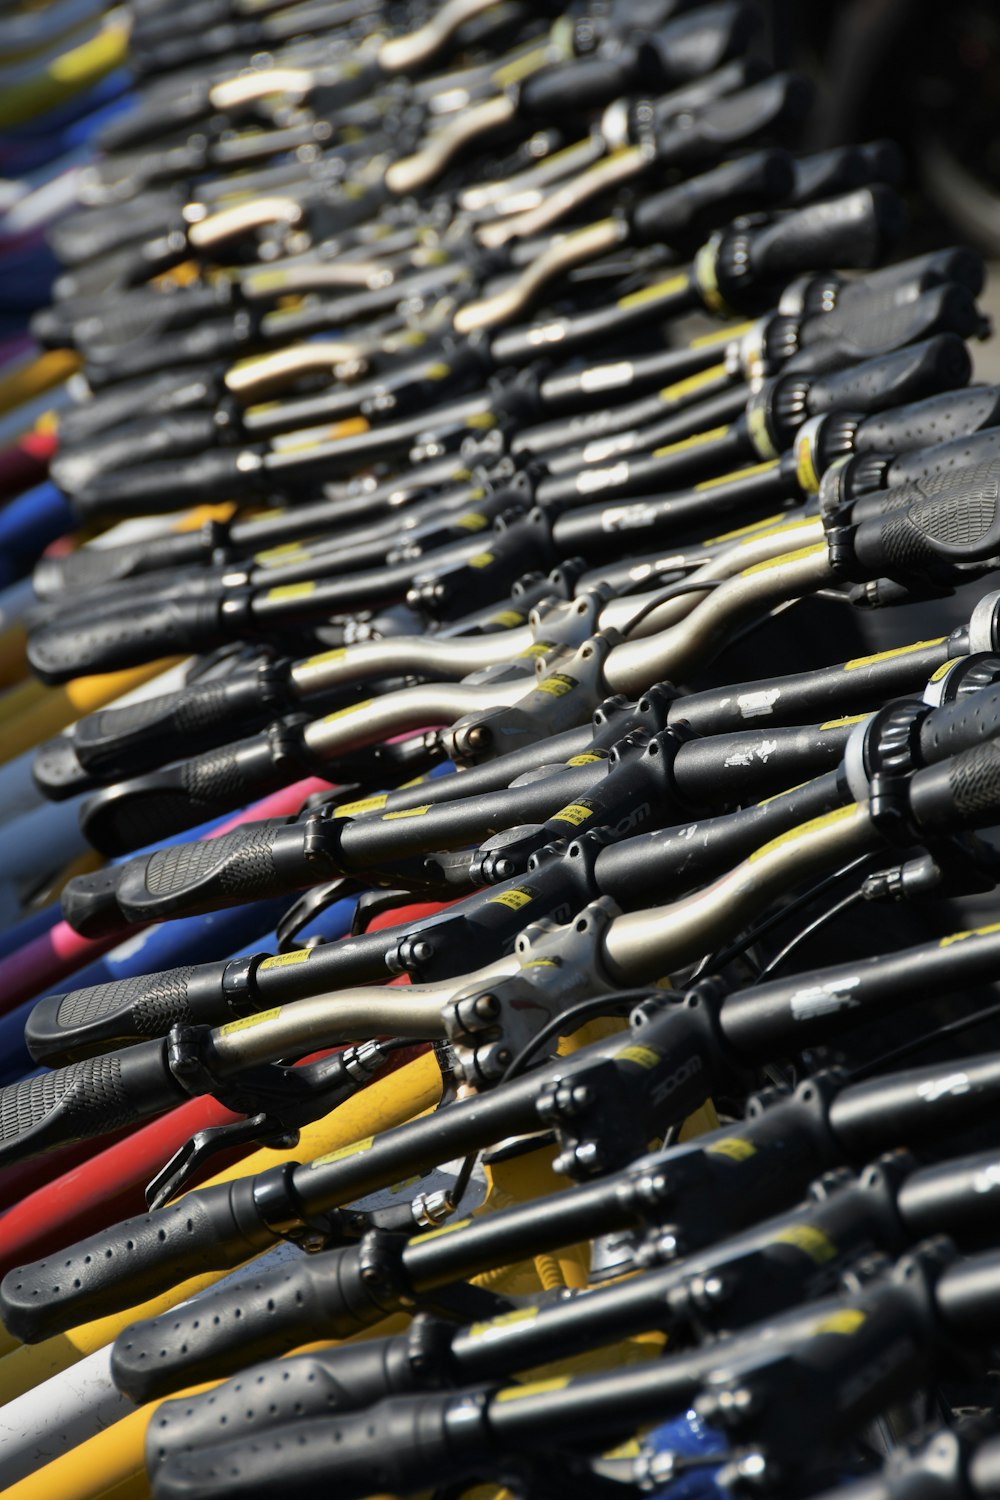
[44,189,185,274]
[84,313,260,392]
[0,1175,274,1344]
[863,246,985,298]
[918,684,1000,767]
[796,283,983,369]
[854,386,1000,459]
[26,595,230,684]
[641,2,759,88]
[25,959,231,1066]
[95,78,215,154]
[112,1241,401,1402]
[31,734,93,801]
[0,1039,181,1171]
[71,446,261,522]
[113,819,325,924]
[51,411,222,496]
[806,334,971,418]
[146,1341,414,1472]
[33,527,219,600]
[656,71,810,164]
[736,185,905,291]
[79,728,313,856]
[70,665,275,776]
[59,865,130,939]
[887,428,1000,486]
[631,148,792,249]
[788,145,868,205]
[851,461,1000,580]
[72,282,236,358]
[56,367,222,446]
[150,1395,462,1500]
[909,738,1000,834]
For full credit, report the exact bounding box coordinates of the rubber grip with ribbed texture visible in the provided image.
[70,665,276,776]
[31,733,92,800]
[909,738,1000,834]
[655,73,809,167]
[26,594,231,683]
[79,728,313,855]
[146,1340,419,1471]
[151,1395,468,1500]
[51,411,222,495]
[25,959,232,1065]
[0,1039,182,1170]
[114,818,330,923]
[918,685,1000,767]
[0,1174,275,1343]
[71,445,261,521]
[851,462,1000,579]
[33,526,219,600]
[794,284,982,372]
[112,1241,401,1401]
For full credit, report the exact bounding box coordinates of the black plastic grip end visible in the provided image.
[0,1176,275,1344]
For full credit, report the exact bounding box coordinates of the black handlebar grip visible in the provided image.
[31,733,93,801]
[72,282,234,358]
[70,446,261,521]
[655,73,812,167]
[918,683,1000,767]
[26,595,231,684]
[56,367,222,446]
[51,411,223,496]
[640,2,759,88]
[854,386,1000,460]
[79,727,316,856]
[0,1175,275,1343]
[631,148,793,249]
[851,461,1000,580]
[112,1240,401,1402]
[807,334,972,418]
[793,284,983,372]
[0,1039,182,1171]
[864,246,985,298]
[25,958,232,1066]
[69,665,274,776]
[59,865,130,939]
[517,51,639,120]
[45,189,185,274]
[909,737,1000,834]
[33,526,220,600]
[84,313,260,392]
[113,819,326,924]
[146,1340,414,1472]
[788,145,868,206]
[151,1395,467,1500]
[95,78,215,154]
[887,427,1000,486]
[729,185,906,298]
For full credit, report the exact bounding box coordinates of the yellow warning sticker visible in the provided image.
[706,1136,756,1162]
[333,794,389,818]
[617,274,689,311]
[323,698,374,722]
[843,638,946,671]
[550,802,593,827]
[495,1376,572,1402]
[258,950,311,971]
[382,804,432,820]
[310,1135,375,1169]
[487,888,533,910]
[773,1224,837,1264]
[219,1007,281,1036]
[535,673,575,698]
